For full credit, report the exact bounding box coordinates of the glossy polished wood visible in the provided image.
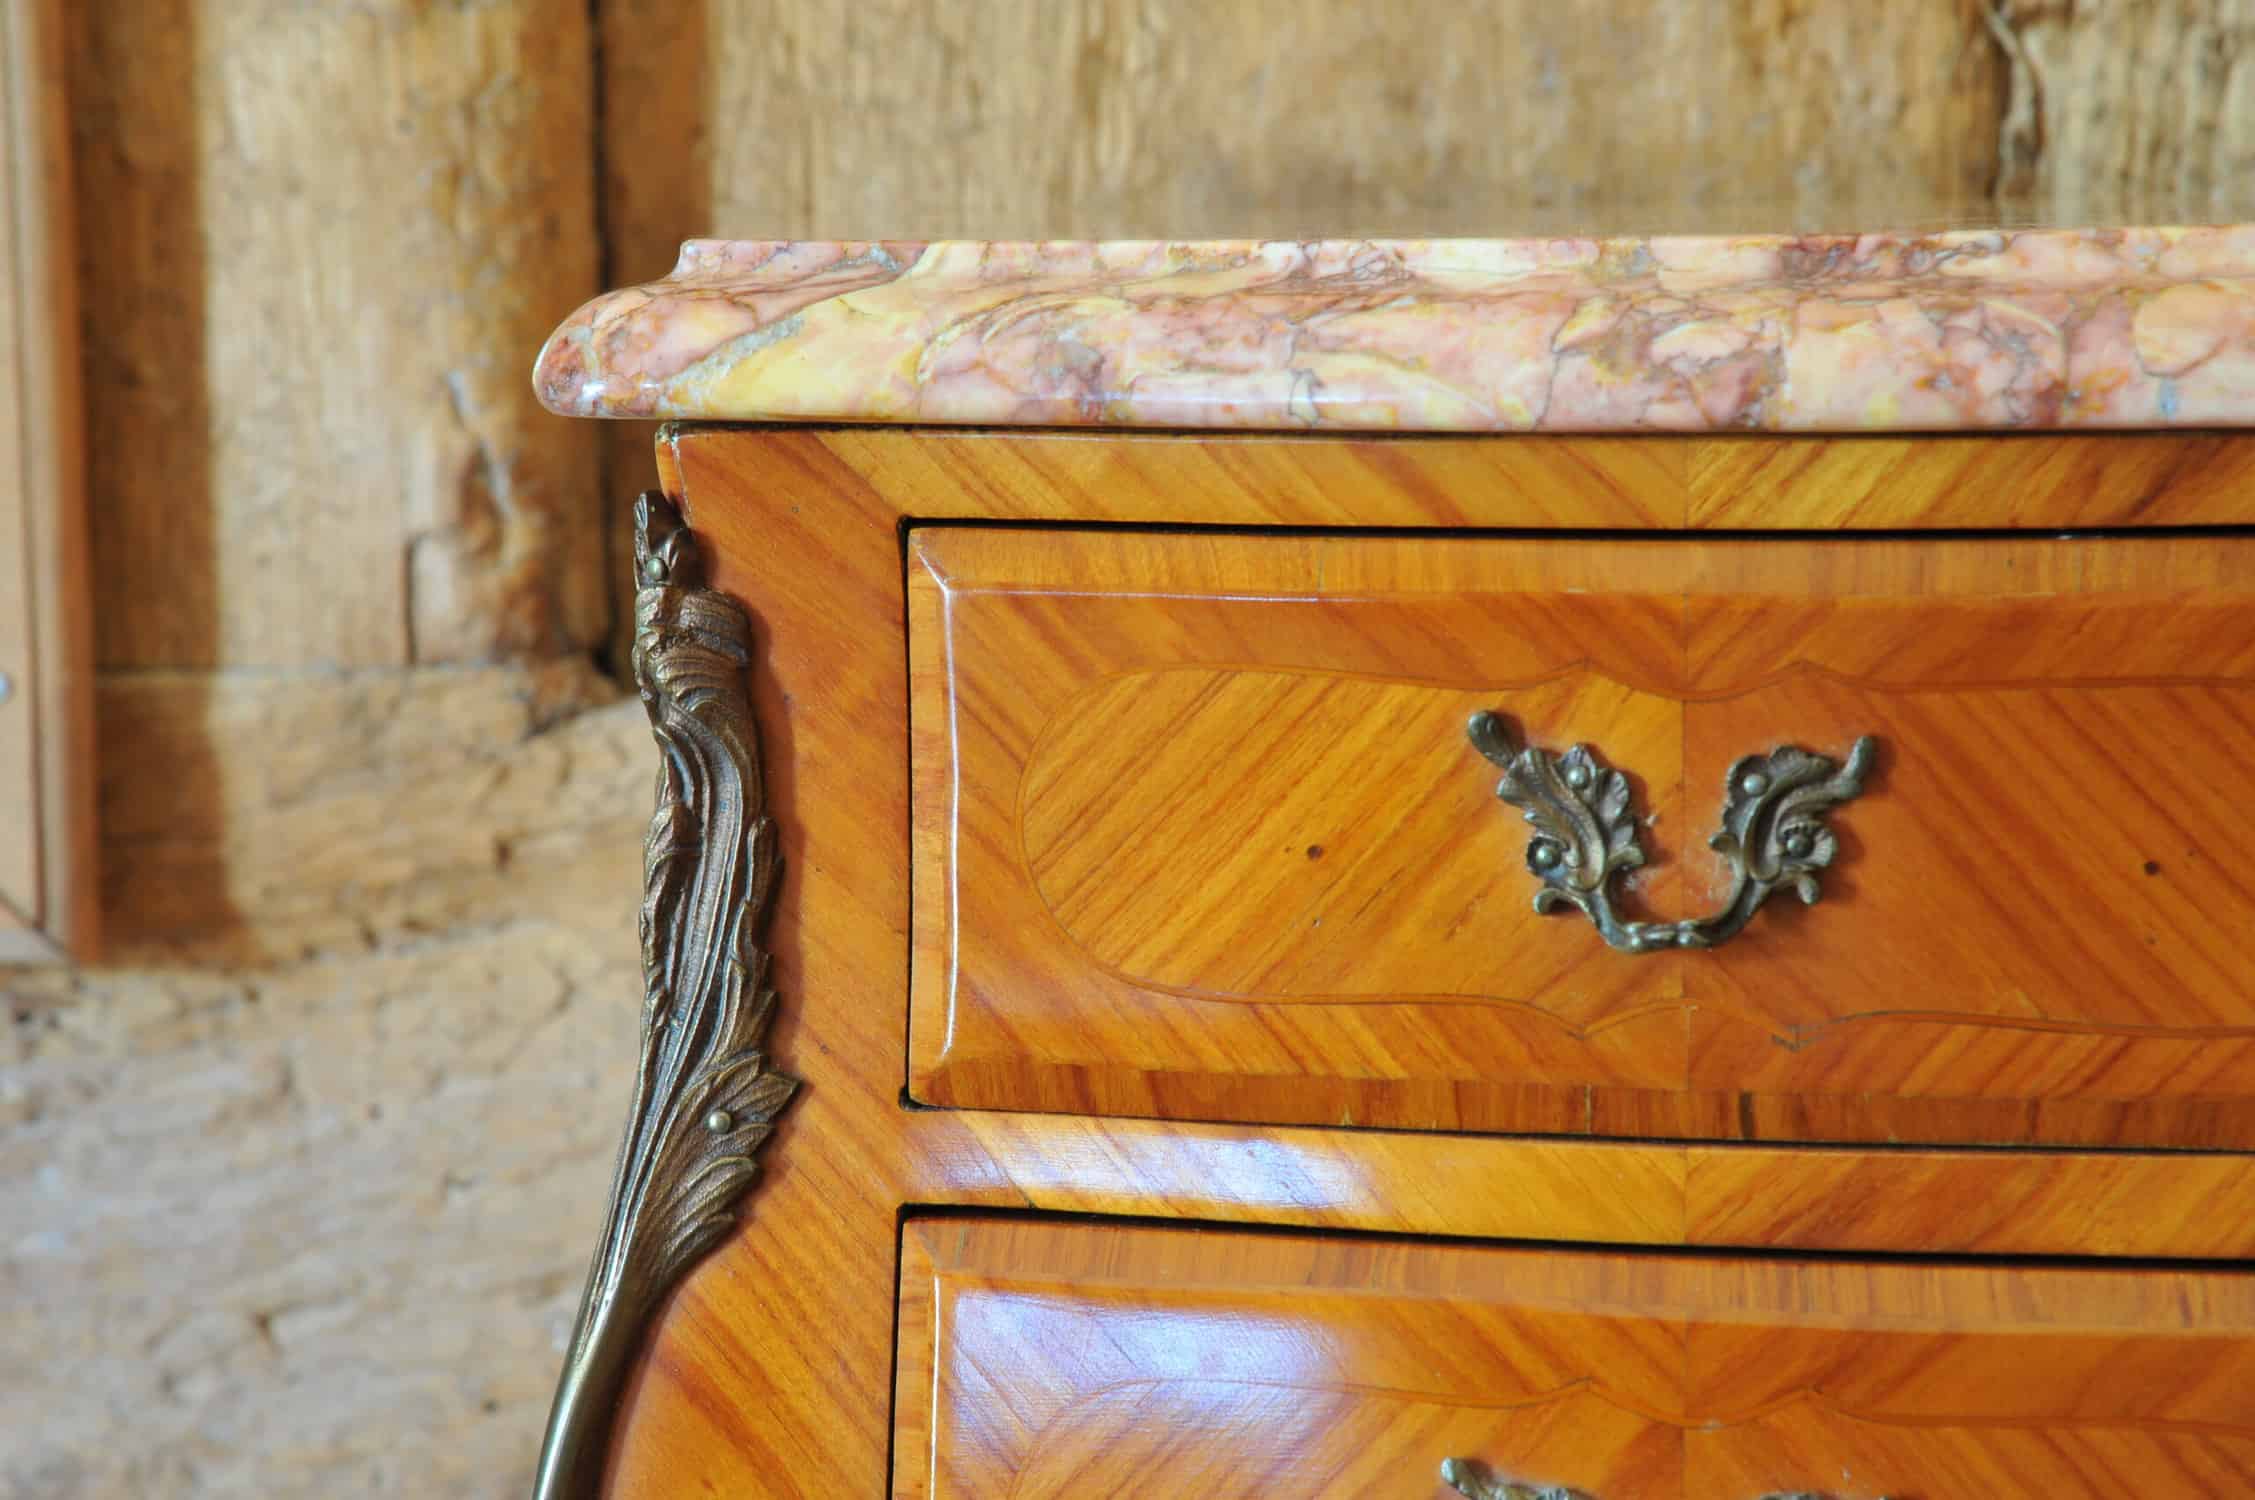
[576,425,2255,1500]
[897,1217,2255,1500]
[908,526,2255,1147]
[1688,431,2255,529]
[655,424,2255,534]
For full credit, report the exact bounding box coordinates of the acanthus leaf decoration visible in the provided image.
[532,492,801,1500]
[1466,711,1877,954]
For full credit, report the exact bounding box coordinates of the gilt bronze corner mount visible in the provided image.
[531,493,801,1500]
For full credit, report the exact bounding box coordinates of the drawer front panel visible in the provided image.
[908,526,2255,1147]
[894,1218,2255,1500]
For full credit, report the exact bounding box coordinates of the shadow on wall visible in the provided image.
[596,0,713,677]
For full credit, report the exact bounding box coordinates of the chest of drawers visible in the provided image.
[528,234,2255,1500]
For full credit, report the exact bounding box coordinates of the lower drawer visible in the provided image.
[894,1217,2255,1500]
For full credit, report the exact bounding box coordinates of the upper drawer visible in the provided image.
[896,1216,2255,1500]
[907,526,2255,1149]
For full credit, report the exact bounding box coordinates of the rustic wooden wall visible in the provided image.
[4,1,2252,1494]
[5,6,641,1497]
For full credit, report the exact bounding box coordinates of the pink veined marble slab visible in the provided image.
[533,232,2255,432]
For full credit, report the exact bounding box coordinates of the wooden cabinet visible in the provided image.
[535,426,2255,1500]
[524,234,2255,1500]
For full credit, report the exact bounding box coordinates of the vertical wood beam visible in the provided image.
[68,0,608,670]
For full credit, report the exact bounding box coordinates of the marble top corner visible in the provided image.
[533,232,2255,433]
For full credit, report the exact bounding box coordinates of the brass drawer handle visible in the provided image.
[1440,1457,1589,1500]
[1442,1457,1871,1500]
[1466,712,1877,953]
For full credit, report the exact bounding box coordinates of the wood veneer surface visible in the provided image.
[581,425,2255,1500]
[896,1217,2255,1500]
[908,525,2255,1147]
[660,424,2255,531]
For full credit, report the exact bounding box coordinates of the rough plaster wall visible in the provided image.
[7,2,2255,1496]
[6,3,621,1497]
[4,665,644,1497]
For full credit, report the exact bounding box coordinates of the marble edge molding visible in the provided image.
[533,229,2255,433]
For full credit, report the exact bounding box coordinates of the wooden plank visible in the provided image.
[2008,2,2255,221]
[0,0,40,943]
[607,1,2255,249]
[65,0,607,669]
[592,0,718,672]
[0,0,94,960]
[667,0,2007,238]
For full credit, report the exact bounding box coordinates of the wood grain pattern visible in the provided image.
[1690,432,2255,529]
[907,528,1691,1137]
[0,0,94,961]
[612,2,2255,256]
[65,0,604,668]
[908,525,2255,1147]
[1681,1145,2255,1258]
[665,425,2255,533]
[896,1217,2255,1500]
[567,425,2255,1500]
[2014,4,2255,222]
[663,1,2023,244]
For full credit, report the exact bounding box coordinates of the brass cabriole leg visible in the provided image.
[532,493,800,1500]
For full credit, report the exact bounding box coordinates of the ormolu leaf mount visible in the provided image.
[532,494,800,1500]
[1466,711,1878,953]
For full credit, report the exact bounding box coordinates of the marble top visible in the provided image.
[533,231,2255,433]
